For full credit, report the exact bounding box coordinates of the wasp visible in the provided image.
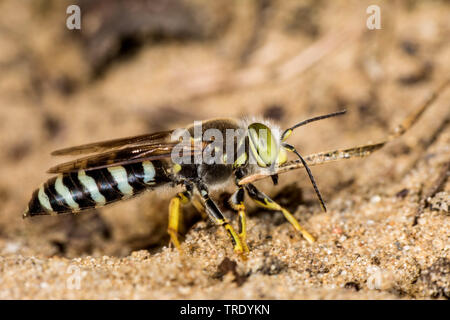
[23,82,446,254]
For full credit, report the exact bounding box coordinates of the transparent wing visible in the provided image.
[47,141,203,174]
[51,130,174,156]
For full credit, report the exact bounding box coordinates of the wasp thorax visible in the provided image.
[247,123,281,167]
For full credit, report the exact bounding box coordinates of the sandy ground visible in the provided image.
[0,0,448,299]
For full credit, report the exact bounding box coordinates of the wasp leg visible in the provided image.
[230,187,249,252]
[191,195,208,220]
[168,190,191,250]
[245,183,315,244]
[197,184,247,254]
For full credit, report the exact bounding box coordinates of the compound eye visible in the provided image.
[248,123,278,167]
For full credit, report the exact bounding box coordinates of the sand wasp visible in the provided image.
[23,81,447,253]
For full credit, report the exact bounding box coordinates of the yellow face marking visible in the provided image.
[38,185,53,212]
[55,175,80,210]
[234,151,248,168]
[248,123,279,167]
[248,139,267,167]
[77,170,106,206]
[107,166,134,198]
[277,147,287,165]
[142,161,156,184]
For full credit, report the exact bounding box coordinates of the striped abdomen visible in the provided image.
[24,160,171,217]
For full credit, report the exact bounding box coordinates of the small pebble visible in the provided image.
[370,195,381,204]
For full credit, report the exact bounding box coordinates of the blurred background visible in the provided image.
[0,0,448,260]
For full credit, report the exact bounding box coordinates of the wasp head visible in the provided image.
[247,122,287,168]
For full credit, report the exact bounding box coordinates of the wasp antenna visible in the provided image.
[282,110,347,141]
[282,143,327,212]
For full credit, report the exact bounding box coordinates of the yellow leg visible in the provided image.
[168,192,190,250]
[230,188,249,252]
[197,184,247,254]
[236,204,249,252]
[245,184,315,244]
[222,220,247,254]
[237,204,247,242]
[193,195,247,252]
